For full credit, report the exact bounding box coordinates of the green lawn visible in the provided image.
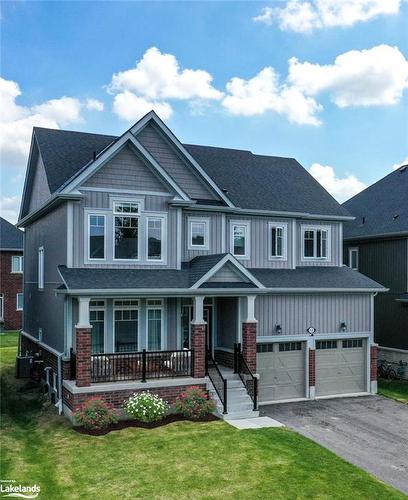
[1,336,405,499]
[378,378,408,404]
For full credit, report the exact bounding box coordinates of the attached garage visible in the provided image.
[257,341,306,403]
[316,338,367,397]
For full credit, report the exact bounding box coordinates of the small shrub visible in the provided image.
[124,392,168,423]
[175,386,216,419]
[74,398,118,430]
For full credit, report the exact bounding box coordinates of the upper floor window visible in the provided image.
[349,247,359,270]
[11,255,23,273]
[230,221,250,259]
[302,226,330,260]
[38,247,44,289]
[188,217,209,250]
[147,217,163,261]
[113,199,142,261]
[88,215,105,260]
[113,201,140,214]
[269,223,287,260]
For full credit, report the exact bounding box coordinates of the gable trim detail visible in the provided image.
[131,112,234,207]
[191,254,265,290]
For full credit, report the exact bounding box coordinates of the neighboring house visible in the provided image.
[0,217,24,331]
[17,111,386,420]
[343,166,408,375]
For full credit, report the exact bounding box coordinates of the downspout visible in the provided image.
[57,353,63,414]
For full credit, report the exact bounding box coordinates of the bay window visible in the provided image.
[302,226,330,260]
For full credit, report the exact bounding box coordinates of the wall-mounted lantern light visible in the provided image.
[275,324,282,334]
[307,326,316,335]
[340,322,347,332]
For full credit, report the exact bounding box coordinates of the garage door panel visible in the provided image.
[257,343,306,402]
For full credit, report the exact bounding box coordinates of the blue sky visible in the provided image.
[1,0,407,222]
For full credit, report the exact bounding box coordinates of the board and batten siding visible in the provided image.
[82,145,169,194]
[296,221,342,267]
[182,210,223,260]
[72,190,178,268]
[137,123,218,201]
[28,154,51,214]
[256,293,372,337]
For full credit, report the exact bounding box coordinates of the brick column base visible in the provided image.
[309,349,316,399]
[370,345,378,381]
[76,327,92,387]
[242,322,257,372]
[191,323,206,378]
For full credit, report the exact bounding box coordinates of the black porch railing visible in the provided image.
[234,343,258,411]
[91,349,193,383]
[206,351,227,414]
[70,348,76,380]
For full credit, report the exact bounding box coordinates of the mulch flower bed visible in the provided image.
[73,413,220,436]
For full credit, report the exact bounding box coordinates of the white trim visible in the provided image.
[221,214,226,253]
[176,208,182,269]
[16,293,23,311]
[79,186,171,197]
[89,299,106,353]
[87,213,107,262]
[244,295,257,322]
[339,222,343,264]
[130,111,234,207]
[20,330,64,357]
[292,220,296,269]
[191,254,265,289]
[315,392,370,400]
[76,296,92,329]
[379,345,408,354]
[230,220,250,260]
[268,222,288,261]
[348,247,359,270]
[67,201,73,267]
[187,216,210,250]
[38,246,44,290]
[146,214,167,263]
[113,300,140,353]
[146,300,164,350]
[300,224,331,262]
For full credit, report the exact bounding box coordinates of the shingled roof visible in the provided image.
[343,166,408,239]
[0,217,23,251]
[30,126,350,218]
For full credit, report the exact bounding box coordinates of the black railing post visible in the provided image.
[223,379,228,414]
[191,349,195,377]
[253,376,258,411]
[205,349,209,376]
[233,343,238,373]
[142,349,147,382]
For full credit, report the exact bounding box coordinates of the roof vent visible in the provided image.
[93,151,97,161]
[222,188,229,194]
[393,214,399,220]
[362,216,365,225]
[399,165,407,173]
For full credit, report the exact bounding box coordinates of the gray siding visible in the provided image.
[183,210,224,260]
[83,145,169,193]
[297,221,342,267]
[209,263,248,283]
[24,204,67,351]
[28,154,51,214]
[256,293,372,337]
[216,297,238,348]
[137,124,218,201]
[344,237,408,350]
[73,191,178,268]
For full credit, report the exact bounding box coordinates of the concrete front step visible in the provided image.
[224,410,260,420]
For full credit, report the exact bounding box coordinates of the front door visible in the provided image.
[181,303,213,352]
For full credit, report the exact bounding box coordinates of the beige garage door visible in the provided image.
[316,338,367,397]
[257,342,306,403]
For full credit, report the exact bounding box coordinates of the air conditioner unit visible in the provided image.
[16,356,33,378]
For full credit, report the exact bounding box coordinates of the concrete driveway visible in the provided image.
[261,396,408,494]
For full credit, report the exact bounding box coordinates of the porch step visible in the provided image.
[224,410,260,420]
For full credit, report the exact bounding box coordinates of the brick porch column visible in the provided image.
[370,344,378,393]
[191,296,206,378]
[75,297,92,388]
[309,348,316,399]
[242,322,257,372]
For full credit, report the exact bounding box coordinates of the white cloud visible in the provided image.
[222,67,322,125]
[392,157,408,170]
[308,163,367,202]
[0,195,21,224]
[85,98,104,111]
[112,91,173,121]
[254,0,401,33]
[0,77,102,170]
[288,45,408,107]
[108,47,223,121]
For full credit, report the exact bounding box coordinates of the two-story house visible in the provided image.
[0,217,24,331]
[343,166,408,376]
[17,111,385,420]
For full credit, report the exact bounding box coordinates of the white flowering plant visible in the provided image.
[123,392,168,423]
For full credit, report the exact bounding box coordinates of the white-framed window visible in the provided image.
[188,217,210,250]
[147,216,165,261]
[16,293,23,311]
[88,214,105,260]
[301,226,331,260]
[0,294,3,320]
[269,222,287,260]
[230,221,250,259]
[89,300,105,354]
[113,200,141,214]
[349,247,359,270]
[114,214,139,261]
[38,247,44,289]
[146,299,163,351]
[113,299,139,352]
[11,255,23,273]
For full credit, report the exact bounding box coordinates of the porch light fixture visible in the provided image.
[275,324,282,334]
[307,326,316,335]
[340,322,347,332]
